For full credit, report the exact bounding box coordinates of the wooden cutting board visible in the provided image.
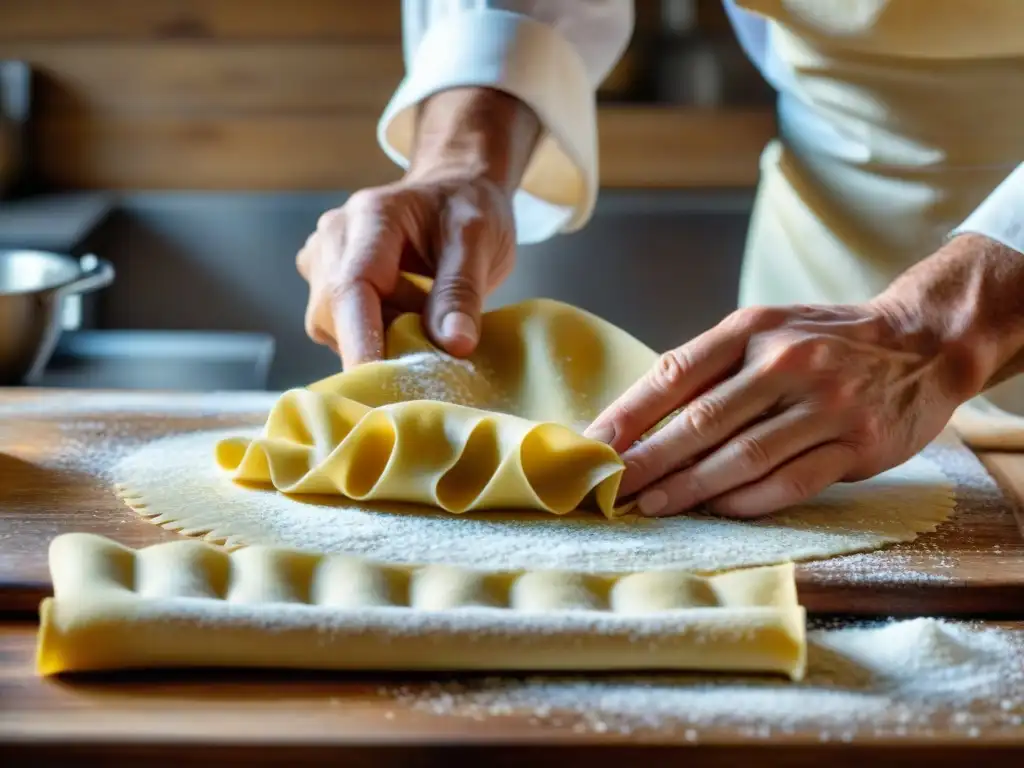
[1,389,1023,615]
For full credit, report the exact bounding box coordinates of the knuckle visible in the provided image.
[340,188,391,224]
[326,277,362,306]
[730,435,771,473]
[730,305,785,331]
[432,273,481,308]
[760,342,801,377]
[805,339,840,373]
[812,374,862,413]
[808,376,845,408]
[650,348,692,393]
[624,450,658,481]
[628,443,680,490]
[778,474,812,504]
[316,207,345,232]
[343,188,376,211]
[764,335,836,376]
[681,396,724,439]
[848,407,884,446]
[680,471,712,503]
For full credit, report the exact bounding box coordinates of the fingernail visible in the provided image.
[584,424,616,444]
[441,311,477,345]
[638,490,669,517]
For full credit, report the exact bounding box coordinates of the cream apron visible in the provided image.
[733,0,1024,442]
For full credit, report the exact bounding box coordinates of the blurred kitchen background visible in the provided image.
[0,0,775,391]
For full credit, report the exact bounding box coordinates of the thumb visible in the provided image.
[426,196,489,357]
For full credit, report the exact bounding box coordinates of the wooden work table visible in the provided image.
[0,389,1022,765]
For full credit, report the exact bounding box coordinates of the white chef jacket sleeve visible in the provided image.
[954,163,1024,255]
[378,1,634,244]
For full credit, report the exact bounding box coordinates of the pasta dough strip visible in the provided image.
[38,533,807,680]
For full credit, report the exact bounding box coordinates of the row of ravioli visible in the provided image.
[51,534,797,615]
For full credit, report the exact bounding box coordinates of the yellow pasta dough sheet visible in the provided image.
[215,285,663,518]
[37,533,808,680]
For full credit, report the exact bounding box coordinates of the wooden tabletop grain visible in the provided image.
[1,390,1023,764]
[2,619,1022,765]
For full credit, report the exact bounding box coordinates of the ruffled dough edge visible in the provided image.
[213,389,635,518]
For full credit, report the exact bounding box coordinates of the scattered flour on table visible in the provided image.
[11,390,1022,739]
[0,392,278,482]
[113,428,956,573]
[803,548,955,585]
[0,390,280,418]
[378,619,1024,739]
[800,436,1017,586]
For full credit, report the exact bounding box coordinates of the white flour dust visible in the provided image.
[803,548,955,585]
[381,351,512,412]
[114,428,956,573]
[378,619,1024,739]
[0,391,277,480]
[0,391,279,419]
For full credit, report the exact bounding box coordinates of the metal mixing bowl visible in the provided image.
[0,249,115,384]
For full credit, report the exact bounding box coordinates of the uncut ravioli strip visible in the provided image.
[38,533,807,680]
[216,297,662,518]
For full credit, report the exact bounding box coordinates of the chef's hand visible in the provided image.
[297,173,514,369]
[298,88,540,370]
[585,235,1024,518]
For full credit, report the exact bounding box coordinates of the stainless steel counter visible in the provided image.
[39,330,274,391]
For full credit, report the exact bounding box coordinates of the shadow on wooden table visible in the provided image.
[44,638,881,702]
[0,451,98,507]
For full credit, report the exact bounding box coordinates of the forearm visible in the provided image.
[381,1,633,244]
[874,234,1024,400]
[407,88,541,193]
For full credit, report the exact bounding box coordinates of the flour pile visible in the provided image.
[380,619,1024,739]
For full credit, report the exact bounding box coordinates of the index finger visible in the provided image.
[584,321,751,452]
[325,213,389,370]
[332,279,385,370]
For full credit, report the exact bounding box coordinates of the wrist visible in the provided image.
[871,234,1024,400]
[406,87,541,194]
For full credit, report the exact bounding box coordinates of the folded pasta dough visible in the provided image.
[216,293,661,518]
[38,533,807,680]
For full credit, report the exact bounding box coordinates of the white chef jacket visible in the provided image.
[377,0,1023,256]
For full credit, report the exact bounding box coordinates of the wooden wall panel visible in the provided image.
[35,109,772,190]
[0,1,406,189]
[0,0,773,191]
[36,115,401,190]
[0,0,401,41]
[3,43,404,115]
[599,107,773,188]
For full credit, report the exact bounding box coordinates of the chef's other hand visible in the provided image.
[298,88,540,370]
[584,235,1024,518]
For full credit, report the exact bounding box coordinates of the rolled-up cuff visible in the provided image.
[953,163,1024,255]
[378,9,597,245]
